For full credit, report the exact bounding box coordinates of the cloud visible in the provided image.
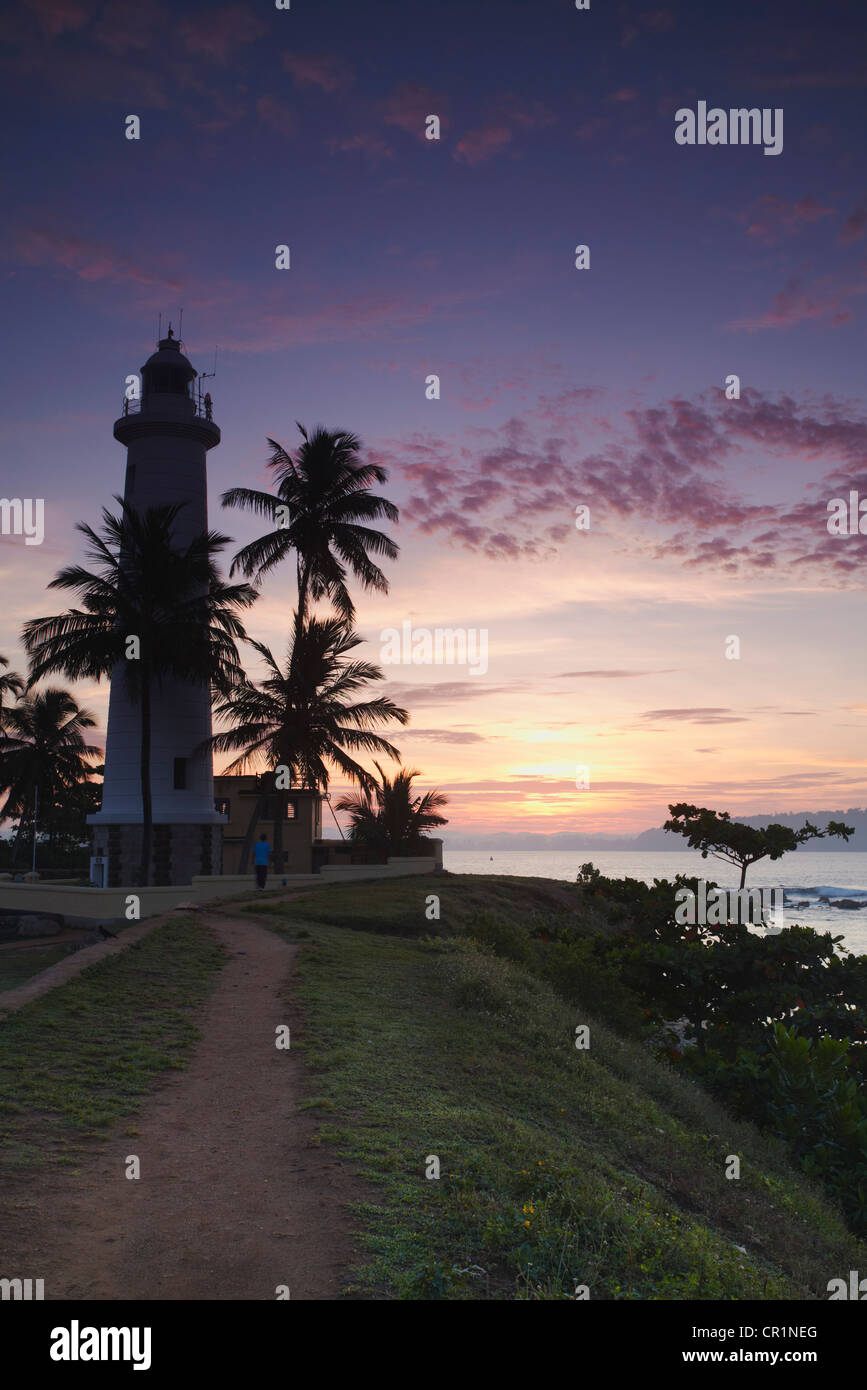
[509,101,557,131]
[9,226,181,289]
[213,283,490,352]
[640,708,750,725]
[454,123,512,166]
[557,669,676,679]
[282,50,352,93]
[381,81,444,136]
[728,269,867,331]
[575,117,608,143]
[618,4,675,46]
[327,131,393,164]
[451,97,558,166]
[839,205,867,245]
[400,729,487,743]
[179,5,267,65]
[382,681,517,707]
[378,386,867,581]
[256,94,295,135]
[27,0,92,36]
[741,194,834,245]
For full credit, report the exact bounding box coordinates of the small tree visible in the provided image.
[664,803,854,889]
[336,764,448,857]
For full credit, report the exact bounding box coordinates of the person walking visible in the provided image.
[253,832,272,890]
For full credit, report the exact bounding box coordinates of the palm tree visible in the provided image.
[336,765,448,858]
[22,500,257,886]
[222,426,399,630]
[207,615,409,872]
[0,687,100,865]
[0,655,25,733]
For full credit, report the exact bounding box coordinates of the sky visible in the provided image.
[1,0,865,838]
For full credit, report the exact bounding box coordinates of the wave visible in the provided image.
[785,885,867,900]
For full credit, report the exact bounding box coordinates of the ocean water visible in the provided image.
[443,849,867,956]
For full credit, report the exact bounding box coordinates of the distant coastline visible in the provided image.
[443,808,867,852]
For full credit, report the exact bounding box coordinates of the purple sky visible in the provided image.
[1,0,865,834]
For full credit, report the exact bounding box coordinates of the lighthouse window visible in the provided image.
[173,757,188,790]
[148,365,188,394]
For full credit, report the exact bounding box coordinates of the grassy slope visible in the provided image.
[0,919,144,995]
[254,874,864,1300]
[0,944,70,993]
[0,917,225,1172]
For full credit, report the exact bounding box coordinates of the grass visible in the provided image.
[250,875,865,1300]
[248,871,606,938]
[0,944,70,993]
[0,917,145,995]
[0,916,226,1172]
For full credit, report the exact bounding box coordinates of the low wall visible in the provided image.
[319,856,441,883]
[0,856,440,923]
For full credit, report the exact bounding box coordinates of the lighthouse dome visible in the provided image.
[141,331,197,397]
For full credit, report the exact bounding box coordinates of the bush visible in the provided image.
[689,1024,867,1236]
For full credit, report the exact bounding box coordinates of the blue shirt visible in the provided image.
[253,841,271,866]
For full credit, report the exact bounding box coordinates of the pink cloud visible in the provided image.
[26,0,92,35]
[256,94,295,136]
[608,87,639,102]
[11,226,181,290]
[381,81,446,137]
[327,131,393,164]
[618,4,675,45]
[576,117,608,143]
[507,100,557,131]
[454,124,512,166]
[179,4,266,65]
[375,387,867,581]
[283,50,352,93]
[729,270,867,331]
[92,0,167,55]
[839,205,867,245]
[742,194,834,245]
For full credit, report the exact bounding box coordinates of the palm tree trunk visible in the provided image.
[139,674,153,887]
[295,560,310,638]
[238,791,267,873]
[272,788,286,875]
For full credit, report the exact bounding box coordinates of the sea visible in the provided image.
[442,849,867,956]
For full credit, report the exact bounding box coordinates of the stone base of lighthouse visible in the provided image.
[91,822,223,888]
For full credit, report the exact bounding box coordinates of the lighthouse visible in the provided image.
[88,330,225,886]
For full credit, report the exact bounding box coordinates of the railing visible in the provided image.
[120,395,215,422]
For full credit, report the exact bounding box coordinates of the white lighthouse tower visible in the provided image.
[89,329,225,886]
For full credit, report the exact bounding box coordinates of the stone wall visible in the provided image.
[91,823,223,887]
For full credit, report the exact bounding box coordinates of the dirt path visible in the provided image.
[0,884,326,1020]
[2,909,366,1300]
